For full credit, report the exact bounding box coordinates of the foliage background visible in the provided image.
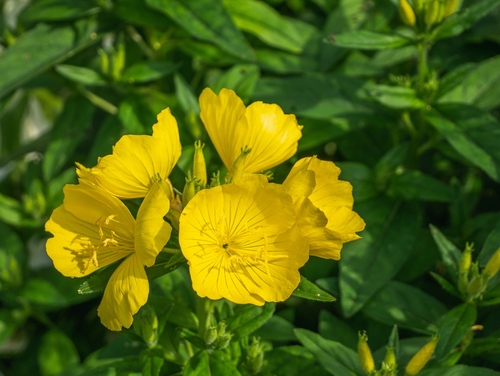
[1,0,500,375]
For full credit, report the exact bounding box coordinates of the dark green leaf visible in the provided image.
[389,171,454,202]
[332,30,413,50]
[315,276,340,297]
[38,330,80,376]
[429,224,462,280]
[55,65,107,86]
[430,272,462,299]
[0,21,100,98]
[438,56,500,110]
[174,73,200,115]
[255,49,318,74]
[226,303,275,339]
[114,0,172,27]
[122,61,179,84]
[337,162,378,202]
[433,0,500,40]
[436,63,477,99]
[78,262,120,295]
[141,349,164,376]
[372,46,419,68]
[366,84,425,109]
[479,216,500,266]
[435,303,477,360]
[145,0,255,61]
[261,346,326,376]
[294,329,365,376]
[223,0,320,53]
[419,365,500,376]
[253,315,296,342]
[20,0,99,22]
[318,310,358,350]
[183,350,240,376]
[292,275,336,302]
[211,64,260,102]
[339,199,420,317]
[362,281,447,334]
[426,104,500,182]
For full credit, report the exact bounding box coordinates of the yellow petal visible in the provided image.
[199,88,247,170]
[98,254,149,331]
[241,101,302,173]
[179,182,308,304]
[135,181,172,267]
[152,108,182,177]
[45,205,133,277]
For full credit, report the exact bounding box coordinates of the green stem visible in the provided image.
[417,42,428,91]
[196,297,214,340]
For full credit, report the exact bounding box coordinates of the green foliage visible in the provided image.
[1,0,500,375]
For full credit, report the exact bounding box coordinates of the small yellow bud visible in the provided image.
[484,248,500,280]
[226,146,251,184]
[384,346,397,369]
[405,335,438,376]
[443,0,459,18]
[193,141,207,188]
[357,331,375,374]
[182,172,200,208]
[399,0,416,26]
[424,0,442,25]
[458,243,474,295]
[466,275,486,297]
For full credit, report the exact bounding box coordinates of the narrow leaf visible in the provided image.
[293,276,336,302]
[332,30,413,50]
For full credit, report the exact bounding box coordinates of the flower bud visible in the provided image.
[182,172,200,207]
[226,146,251,184]
[483,248,500,280]
[247,337,264,374]
[443,0,459,18]
[193,141,207,188]
[405,335,438,376]
[210,171,221,188]
[214,322,232,349]
[384,346,397,370]
[424,0,442,25]
[204,326,218,346]
[399,0,416,26]
[458,243,474,295]
[358,331,375,374]
[413,0,424,14]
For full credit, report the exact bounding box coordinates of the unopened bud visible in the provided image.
[193,141,207,188]
[424,0,442,25]
[384,346,397,369]
[483,248,500,280]
[214,322,232,349]
[182,172,200,207]
[226,146,251,184]
[466,275,487,298]
[443,0,459,18]
[247,337,264,374]
[399,0,416,26]
[204,326,218,346]
[357,331,375,374]
[458,243,474,295]
[210,171,221,188]
[413,0,424,14]
[405,335,438,376]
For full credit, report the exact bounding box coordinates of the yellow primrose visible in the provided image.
[199,88,302,174]
[283,156,365,260]
[77,108,181,199]
[179,177,309,305]
[45,180,171,330]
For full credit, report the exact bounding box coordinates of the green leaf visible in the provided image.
[438,56,500,110]
[183,350,240,376]
[0,223,24,289]
[479,215,500,266]
[365,84,425,109]
[20,0,99,23]
[362,281,447,334]
[435,303,477,360]
[253,315,296,341]
[372,46,419,68]
[55,65,107,86]
[429,224,462,281]
[292,275,336,302]
[174,74,200,115]
[43,97,95,181]
[430,272,462,299]
[426,104,500,182]
[261,346,326,376]
[226,303,275,339]
[141,349,164,376]
[211,64,260,102]
[223,0,319,53]
[0,309,29,346]
[118,94,158,134]
[339,199,420,317]
[332,30,413,50]
[419,365,500,376]
[0,21,100,98]
[255,49,318,74]
[114,0,172,27]
[145,0,254,61]
[436,62,477,99]
[433,0,500,40]
[294,329,365,376]
[122,61,179,83]
[38,330,80,376]
[337,162,378,202]
[388,171,454,202]
[318,310,358,350]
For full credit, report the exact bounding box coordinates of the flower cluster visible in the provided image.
[45,88,365,331]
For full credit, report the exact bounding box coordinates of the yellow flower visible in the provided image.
[179,177,309,305]
[45,180,171,330]
[77,108,181,199]
[199,88,302,174]
[283,156,365,259]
